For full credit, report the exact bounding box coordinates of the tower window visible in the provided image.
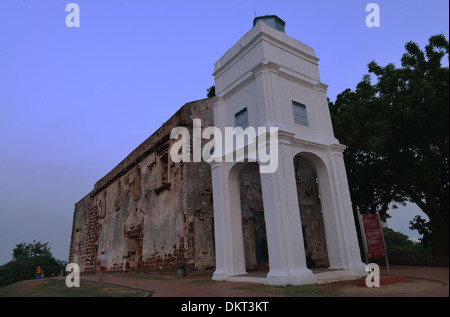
[292,101,309,127]
[235,107,249,130]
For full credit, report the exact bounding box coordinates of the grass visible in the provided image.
[0,278,148,297]
[188,279,223,285]
[0,272,356,297]
[107,272,339,296]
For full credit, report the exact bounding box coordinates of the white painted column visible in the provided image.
[311,152,345,269]
[260,137,316,285]
[211,162,246,280]
[328,148,366,274]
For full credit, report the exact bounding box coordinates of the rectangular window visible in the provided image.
[292,101,309,127]
[235,107,249,130]
[158,152,170,187]
[154,149,172,195]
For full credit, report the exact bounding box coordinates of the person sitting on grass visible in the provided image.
[36,266,42,279]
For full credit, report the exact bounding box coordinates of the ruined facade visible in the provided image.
[69,99,216,273]
[69,97,330,275]
[70,16,366,284]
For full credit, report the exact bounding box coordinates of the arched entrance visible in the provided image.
[294,154,329,268]
[238,162,268,271]
[211,144,366,285]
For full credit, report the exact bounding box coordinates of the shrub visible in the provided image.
[0,255,66,287]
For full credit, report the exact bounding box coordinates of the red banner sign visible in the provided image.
[361,214,385,258]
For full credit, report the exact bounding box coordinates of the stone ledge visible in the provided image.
[315,269,361,284]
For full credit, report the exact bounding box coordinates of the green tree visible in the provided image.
[0,241,66,287]
[409,215,432,248]
[12,240,52,260]
[207,85,215,98]
[329,34,449,261]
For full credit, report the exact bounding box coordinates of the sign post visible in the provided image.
[358,211,391,276]
[357,208,369,265]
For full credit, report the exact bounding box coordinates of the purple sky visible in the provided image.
[0,0,448,265]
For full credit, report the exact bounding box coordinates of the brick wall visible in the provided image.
[69,98,216,274]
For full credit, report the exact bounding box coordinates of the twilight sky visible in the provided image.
[0,0,448,265]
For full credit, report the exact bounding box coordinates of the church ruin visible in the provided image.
[69,16,366,285]
[69,99,217,273]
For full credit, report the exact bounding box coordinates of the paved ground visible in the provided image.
[80,265,448,297]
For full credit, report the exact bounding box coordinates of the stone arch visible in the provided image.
[293,153,329,268]
[213,145,358,284]
[292,150,352,270]
[237,162,268,271]
[219,160,269,275]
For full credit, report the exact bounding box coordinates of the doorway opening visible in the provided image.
[294,154,329,268]
[125,236,139,271]
[239,162,269,271]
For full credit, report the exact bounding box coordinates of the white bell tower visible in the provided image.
[210,16,366,285]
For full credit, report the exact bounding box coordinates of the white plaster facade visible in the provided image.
[210,17,366,285]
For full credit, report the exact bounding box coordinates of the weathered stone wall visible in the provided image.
[69,191,100,272]
[240,168,267,271]
[295,164,329,268]
[181,98,216,270]
[69,98,216,274]
[69,97,333,274]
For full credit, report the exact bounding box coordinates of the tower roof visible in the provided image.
[253,15,286,33]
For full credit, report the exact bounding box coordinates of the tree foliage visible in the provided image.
[207,85,215,98]
[329,34,449,261]
[409,215,432,248]
[12,240,52,260]
[0,241,66,287]
[382,227,428,254]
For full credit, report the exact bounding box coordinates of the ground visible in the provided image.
[1,266,447,297]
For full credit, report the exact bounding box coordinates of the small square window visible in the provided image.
[235,107,249,130]
[293,101,309,126]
